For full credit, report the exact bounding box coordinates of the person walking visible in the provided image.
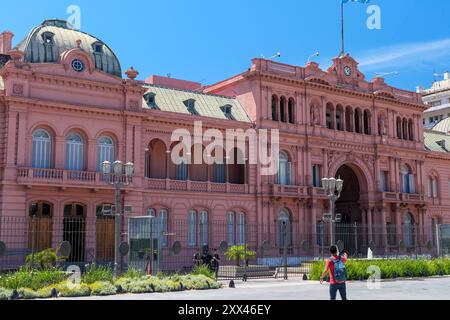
[210,249,221,279]
[192,248,202,267]
[320,245,348,300]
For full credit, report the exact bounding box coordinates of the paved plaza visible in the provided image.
[62,277,450,300]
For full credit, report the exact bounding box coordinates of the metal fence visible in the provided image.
[0,215,440,279]
[437,224,450,257]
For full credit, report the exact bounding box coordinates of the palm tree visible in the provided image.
[224,245,256,266]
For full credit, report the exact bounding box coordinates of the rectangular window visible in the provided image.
[312,165,321,187]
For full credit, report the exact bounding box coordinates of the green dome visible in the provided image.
[14,19,122,77]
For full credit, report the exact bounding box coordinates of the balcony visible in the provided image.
[382,192,399,201]
[145,178,249,194]
[399,193,426,204]
[17,168,102,187]
[270,184,307,198]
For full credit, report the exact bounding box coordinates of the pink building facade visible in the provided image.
[0,20,449,266]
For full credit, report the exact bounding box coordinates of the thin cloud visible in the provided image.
[357,38,450,70]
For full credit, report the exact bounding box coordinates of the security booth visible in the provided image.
[128,216,162,274]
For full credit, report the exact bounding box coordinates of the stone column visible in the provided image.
[380,206,388,250]
[367,208,373,243]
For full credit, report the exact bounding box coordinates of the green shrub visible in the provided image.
[17,286,54,300]
[122,266,144,279]
[309,258,450,281]
[191,264,215,279]
[114,276,155,294]
[181,274,220,290]
[114,274,221,294]
[56,282,91,297]
[25,249,66,270]
[0,287,12,300]
[82,264,113,284]
[0,268,67,290]
[88,281,117,296]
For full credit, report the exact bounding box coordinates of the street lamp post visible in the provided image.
[102,160,135,277]
[321,177,344,247]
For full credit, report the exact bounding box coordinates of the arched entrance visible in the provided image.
[333,164,369,255]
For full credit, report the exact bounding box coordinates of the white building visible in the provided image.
[417,72,450,128]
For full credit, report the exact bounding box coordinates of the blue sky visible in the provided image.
[1,0,449,91]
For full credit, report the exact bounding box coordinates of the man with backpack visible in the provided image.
[320,245,348,300]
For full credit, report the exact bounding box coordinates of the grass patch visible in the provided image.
[88,281,117,296]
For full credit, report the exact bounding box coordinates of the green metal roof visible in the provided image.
[143,84,251,123]
[14,19,122,77]
[424,130,450,153]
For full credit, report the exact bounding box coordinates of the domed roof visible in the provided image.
[14,19,121,77]
[432,117,450,134]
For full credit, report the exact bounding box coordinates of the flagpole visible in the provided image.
[341,1,345,56]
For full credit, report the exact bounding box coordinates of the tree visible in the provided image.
[224,245,256,267]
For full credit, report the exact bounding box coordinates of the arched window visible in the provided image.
[403,213,415,247]
[188,210,208,247]
[354,109,362,133]
[428,176,438,198]
[176,162,188,181]
[396,117,402,139]
[63,202,86,262]
[345,106,353,132]
[402,118,408,140]
[288,98,295,124]
[280,97,287,123]
[65,133,84,171]
[401,165,415,194]
[271,95,279,121]
[97,136,115,171]
[326,104,334,129]
[32,129,52,169]
[215,163,226,183]
[188,210,197,247]
[336,106,343,131]
[277,152,291,185]
[227,211,246,246]
[363,110,371,135]
[408,119,414,141]
[278,209,292,248]
[200,210,208,247]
